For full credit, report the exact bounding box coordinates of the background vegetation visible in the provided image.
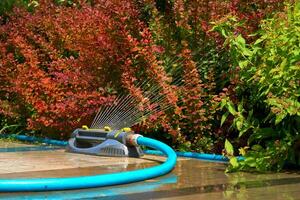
[0,0,299,172]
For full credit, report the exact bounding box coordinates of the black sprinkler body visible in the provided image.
[67,127,144,158]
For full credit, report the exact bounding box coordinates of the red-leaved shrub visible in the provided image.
[0,0,175,136]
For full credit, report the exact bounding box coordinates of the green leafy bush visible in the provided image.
[0,0,38,17]
[220,3,300,172]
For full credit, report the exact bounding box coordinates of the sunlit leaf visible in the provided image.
[221,112,229,127]
[225,139,234,156]
[229,157,239,168]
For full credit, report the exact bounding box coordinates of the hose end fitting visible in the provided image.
[126,134,143,146]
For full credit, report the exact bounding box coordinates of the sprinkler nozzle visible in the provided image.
[122,127,132,132]
[104,126,111,131]
[82,125,89,130]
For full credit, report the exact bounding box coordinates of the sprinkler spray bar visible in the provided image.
[91,56,183,128]
[92,56,203,130]
[111,75,186,129]
[92,79,150,129]
[95,73,185,130]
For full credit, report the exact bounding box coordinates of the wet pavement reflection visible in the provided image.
[0,142,300,199]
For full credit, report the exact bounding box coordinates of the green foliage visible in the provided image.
[218,3,300,172]
[226,134,295,172]
[0,115,24,136]
[0,0,38,16]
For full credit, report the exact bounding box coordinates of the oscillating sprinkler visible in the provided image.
[67,125,144,157]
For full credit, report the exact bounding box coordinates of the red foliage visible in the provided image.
[0,0,175,135]
[178,44,207,134]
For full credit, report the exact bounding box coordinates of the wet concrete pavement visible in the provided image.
[0,141,300,199]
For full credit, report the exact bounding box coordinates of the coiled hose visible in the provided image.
[0,136,177,192]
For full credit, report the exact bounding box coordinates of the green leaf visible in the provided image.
[251,144,263,151]
[28,0,39,7]
[254,38,264,45]
[238,129,248,138]
[280,58,287,70]
[237,102,243,112]
[236,35,246,46]
[238,60,249,69]
[226,102,237,115]
[229,157,239,168]
[236,120,243,131]
[221,112,229,127]
[235,35,252,56]
[221,29,227,37]
[245,157,256,167]
[220,99,227,109]
[225,139,234,156]
[275,112,287,125]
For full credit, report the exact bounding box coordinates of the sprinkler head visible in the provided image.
[67,126,144,158]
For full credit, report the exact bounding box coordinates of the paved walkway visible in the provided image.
[0,141,299,199]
